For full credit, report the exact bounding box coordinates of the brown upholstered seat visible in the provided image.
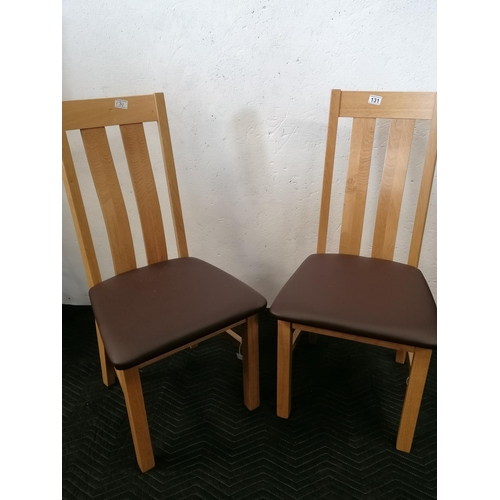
[270,254,436,349]
[91,257,266,370]
[271,90,437,455]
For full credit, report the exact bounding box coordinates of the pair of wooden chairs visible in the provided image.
[62,90,437,472]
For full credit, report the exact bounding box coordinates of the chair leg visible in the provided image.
[242,314,260,410]
[277,320,293,418]
[395,350,407,364]
[396,347,432,452]
[96,322,116,386]
[116,367,155,472]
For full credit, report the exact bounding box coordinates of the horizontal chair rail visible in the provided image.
[292,323,417,353]
[137,320,246,369]
[62,94,158,131]
[339,91,436,119]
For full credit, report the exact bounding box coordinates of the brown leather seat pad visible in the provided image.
[270,254,436,349]
[89,257,267,369]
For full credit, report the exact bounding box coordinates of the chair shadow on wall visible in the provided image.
[218,108,281,298]
[228,108,332,302]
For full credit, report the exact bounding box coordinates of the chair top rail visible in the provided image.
[339,91,436,120]
[63,94,158,131]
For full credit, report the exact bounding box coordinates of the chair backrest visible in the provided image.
[63,93,189,288]
[317,90,437,267]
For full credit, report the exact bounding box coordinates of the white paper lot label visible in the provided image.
[368,95,382,105]
[115,99,128,109]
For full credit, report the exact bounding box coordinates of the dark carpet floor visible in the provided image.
[62,305,436,499]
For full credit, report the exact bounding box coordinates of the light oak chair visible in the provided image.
[62,93,266,472]
[270,90,437,453]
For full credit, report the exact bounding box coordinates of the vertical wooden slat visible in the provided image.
[154,93,189,258]
[120,123,168,265]
[407,99,437,267]
[372,119,415,260]
[339,117,376,255]
[81,127,137,275]
[62,132,102,287]
[317,89,342,254]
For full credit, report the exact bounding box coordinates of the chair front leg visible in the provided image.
[116,367,155,472]
[277,320,293,418]
[396,347,432,452]
[242,314,260,410]
[96,322,116,386]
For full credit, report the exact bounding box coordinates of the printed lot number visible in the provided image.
[115,99,128,109]
[368,95,382,105]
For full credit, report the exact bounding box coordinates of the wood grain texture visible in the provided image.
[408,98,437,267]
[63,94,157,131]
[120,123,168,264]
[116,368,155,472]
[62,131,102,288]
[242,315,260,410]
[95,322,116,386]
[339,92,435,119]
[154,93,189,258]
[396,347,432,452]
[81,127,137,275]
[339,118,376,255]
[292,323,415,353]
[277,320,293,418]
[372,119,415,261]
[317,89,342,253]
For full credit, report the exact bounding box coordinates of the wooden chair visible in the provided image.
[62,93,266,472]
[270,90,437,453]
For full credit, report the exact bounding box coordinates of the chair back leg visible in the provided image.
[396,347,433,452]
[277,320,293,418]
[96,322,116,386]
[242,315,260,410]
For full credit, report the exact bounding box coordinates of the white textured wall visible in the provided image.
[62,0,437,305]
